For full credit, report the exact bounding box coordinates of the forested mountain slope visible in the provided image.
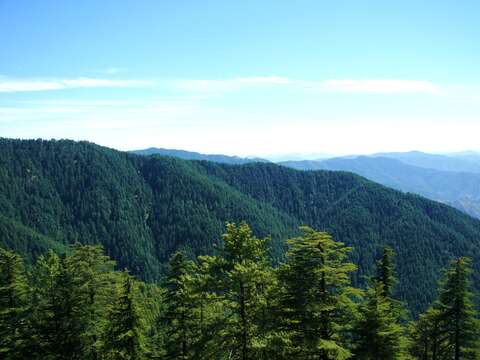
[2,138,480,313]
[0,139,297,281]
[282,156,480,218]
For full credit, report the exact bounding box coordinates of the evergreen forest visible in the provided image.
[1,223,479,359]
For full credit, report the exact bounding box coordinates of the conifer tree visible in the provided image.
[354,281,407,360]
[353,247,408,359]
[65,244,117,359]
[375,247,396,298]
[0,248,29,359]
[276,227,360,360]
[197,222,275,360]
[102,270,147,360]
[439,257,479,359]
[161,251,197,359]
[29,250,85,359]
[409,307,441,360]
[410,257,479,360]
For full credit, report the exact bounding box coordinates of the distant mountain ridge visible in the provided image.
[371,150,480,173]
[133,147,269,164]
[134,148,480,218]
[445,151,480,166]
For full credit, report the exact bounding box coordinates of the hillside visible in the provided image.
[2,138,480,313]
[282,156,480,218]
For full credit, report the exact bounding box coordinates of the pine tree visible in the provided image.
[276,227,360,360]
[410,257,479,360]
[102,270,147,360]
[438,258,478,359]
[353,283,408,359]
[196,222,275,360]
[161,251,197,359]
[440,258,479,359]
[409,307,441,360]
[374,247,396,298]
[0,248,29,359]
[353,247,408,359]
[65,244,117,359]
[29,250,85,359]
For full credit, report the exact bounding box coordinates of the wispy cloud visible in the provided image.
[317,79,440,94]
[0,75,441,95]
[0,77,150,93]
[174,76,291,92]
[0,97,200,125]
[174,76,440,95]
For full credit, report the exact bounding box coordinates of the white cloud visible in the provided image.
[174,76,441,95]
[0,75,440,95]
[174,76,291,92]
[0,97,200,125]
[0,77,150,93]
[317,79,440,94]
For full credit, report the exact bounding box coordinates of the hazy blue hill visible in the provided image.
[372,150,480,173]
[446,151,480,166]
[449,197,480,219]
[281,156,480,219]
[3,138,480,313]
[133,147,269,164]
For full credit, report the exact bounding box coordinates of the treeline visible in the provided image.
[1,223,479,359]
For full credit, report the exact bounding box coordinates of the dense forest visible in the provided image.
[281,155,480,219]
[135,148,480,219]
[1,223,479,359]
[2,138,480,315]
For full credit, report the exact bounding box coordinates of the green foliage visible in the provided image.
[29,250,86,358]
[276,227,360,359]
[410,257,480,359]
[1,223,480,358]
[409,307,442,360]
[353,248,408,359]
[375,247,397,298]
[196,222,276,359]
[354,282,408,360]
[161,251,198,359]
[0,248,29,358]
[437,257,479,359]
[102,271,148,360]
[65,244,117,358]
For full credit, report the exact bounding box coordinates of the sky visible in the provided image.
[1,0,480,157]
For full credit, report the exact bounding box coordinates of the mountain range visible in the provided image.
[281,153,480,219]
[133,147,268,164]
[134,148,480,219]
[2,139,480,314]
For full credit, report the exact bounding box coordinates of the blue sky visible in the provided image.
[1,0,479,157]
